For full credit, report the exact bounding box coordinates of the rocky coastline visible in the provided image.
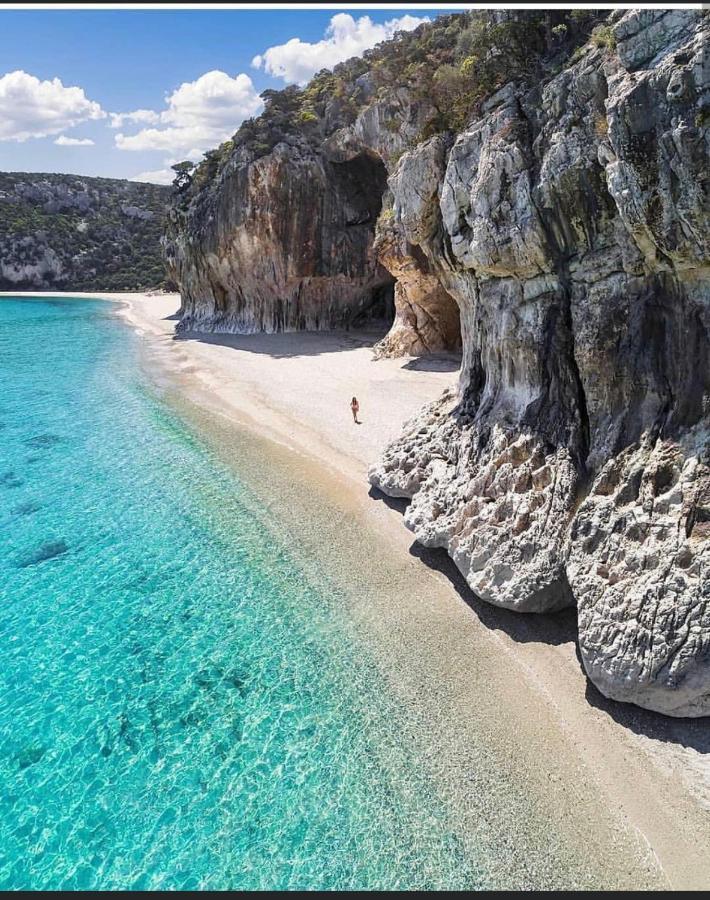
[166,9,709,716]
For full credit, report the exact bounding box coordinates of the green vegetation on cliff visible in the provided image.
[0,173,171,291]
[177,9,604,198]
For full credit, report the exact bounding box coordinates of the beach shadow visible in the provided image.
[368,485,575,648]
[580,650,710,754]
[401,354,461,373]
[369,484,709,751]
[367,485,408,514]
[172,326,389,360]
[409,540,578,648]
[163,312,182,321]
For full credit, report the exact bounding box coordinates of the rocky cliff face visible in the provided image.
[168,141,394,333]
[369,9,709,716]
[0,173,170,292]
[165,21,465,344]
[372,190,461,359]
[169,9,709,716]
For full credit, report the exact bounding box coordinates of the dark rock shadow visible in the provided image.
[1,471,25,488]
[368,485,575,647]
[408,540,578,648]
[10,500,42,517]
[580,646,710,754]
[163,312,182,321]
[23,433,62,450]
[172,326,390,359]
[401,353,461,373]
[367,485,408,514]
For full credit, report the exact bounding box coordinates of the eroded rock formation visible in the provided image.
[372,201,461,358]
[167,141,394,333]
[369,9,709,716]
[168,9,709,716]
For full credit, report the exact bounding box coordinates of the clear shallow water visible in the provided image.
[0,297,484,890]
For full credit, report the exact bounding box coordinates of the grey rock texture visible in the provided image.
[371,135,464,358]
[568,425,710,716]
[369,9,710,715]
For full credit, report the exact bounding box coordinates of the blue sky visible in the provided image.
[0,7,453,183]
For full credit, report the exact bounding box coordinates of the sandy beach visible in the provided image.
[5,290,710,889]
[116,292,459,485]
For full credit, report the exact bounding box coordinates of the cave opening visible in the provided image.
[330,148,462,357]
[331,148,389,227]
[405,243,463,356]
[372,237,463,359]
[349,280,396,331]
[330,148,396,334]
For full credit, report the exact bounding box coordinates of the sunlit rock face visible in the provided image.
[168,8,709,716]
[372,208,461,359]
[166,81,464,350]
[370,9,709,716]
[167,142,394,334]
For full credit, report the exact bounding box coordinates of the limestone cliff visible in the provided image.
[165,11,484,341]
[169,9,709,716]
[167,140,393,333]
[369,9,709,716]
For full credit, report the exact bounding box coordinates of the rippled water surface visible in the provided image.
[0,297,491,890]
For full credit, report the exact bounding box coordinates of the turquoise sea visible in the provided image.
[0,296,487,890]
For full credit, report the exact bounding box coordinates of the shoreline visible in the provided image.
[5,290,710,888]
[1,291,459,488]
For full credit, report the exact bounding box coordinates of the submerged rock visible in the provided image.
[23,433,61,449]
[0,471,24,488]
[10,500,42,517]
[15,744,47,770]
[17,540,69,568]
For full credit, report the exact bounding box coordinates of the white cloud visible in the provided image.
[54,135,95,146]
[130,167,175,185]
[252,13,429,85]
[0,69,105,142]
[109,109,160,129]
[114,70,262,158]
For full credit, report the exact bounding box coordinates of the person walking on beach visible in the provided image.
[350,396,361,424]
